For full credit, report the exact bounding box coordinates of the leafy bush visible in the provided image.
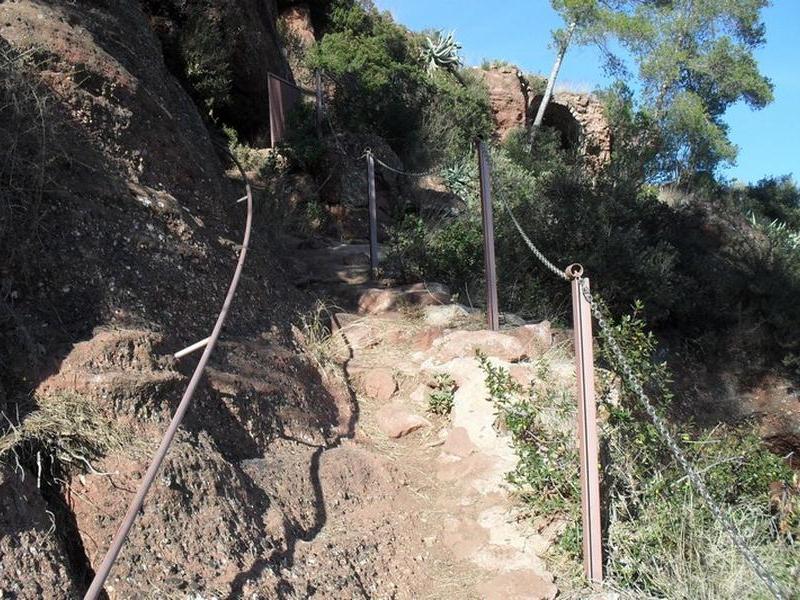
[480,309,799,598]
[308,1,428,156]
[427,373,457,416]
[307,0,491,167]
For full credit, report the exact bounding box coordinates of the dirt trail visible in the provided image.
[282,236,568,599]
[331,307,563,599]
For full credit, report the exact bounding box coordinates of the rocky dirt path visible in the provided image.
[301,303,569,599]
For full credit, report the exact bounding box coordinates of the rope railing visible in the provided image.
[368,151,442,178]
[580,281,789,600]
[82,151,254,600]
[496,164,788,599]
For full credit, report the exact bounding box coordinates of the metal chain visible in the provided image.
[580,281,787,600]
[369,151,441,178]
[500,198,570,281]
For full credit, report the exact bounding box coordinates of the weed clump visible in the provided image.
[427,373,456,416]
[1,392,130,479]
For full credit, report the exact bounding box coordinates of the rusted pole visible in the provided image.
[315,70,324,137]
[83,157,254,600]
[477,140,499,331]
[367,152,378,275]
[568,265,603,583]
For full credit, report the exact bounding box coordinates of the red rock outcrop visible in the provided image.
[475,66,612,172]
[475,66,530,141]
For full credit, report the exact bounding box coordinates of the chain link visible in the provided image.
[369,151,442,178]
[500,198,570,281]
[580,281,788,600]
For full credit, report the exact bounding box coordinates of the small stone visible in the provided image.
[360,369,397,402]
[442,427,477,458]
[375,405,430,438]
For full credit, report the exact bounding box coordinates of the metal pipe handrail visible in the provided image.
[83,155,254,600]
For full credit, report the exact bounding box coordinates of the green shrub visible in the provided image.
[308,1,428,156]
[307,0,491,167]
[478,352,581,557]
[427,373,456,416]
[179,8,232,117]
[480,309,799,598]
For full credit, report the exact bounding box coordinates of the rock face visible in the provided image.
[475,66,612,172]
[144,0,292,144]
[0,467,81,598]
[425,330,528,365]
[475,66,531,142]
[318,132,405,240]
[278,3,316,49]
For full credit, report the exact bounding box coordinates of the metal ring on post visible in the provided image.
[566,263,584,280]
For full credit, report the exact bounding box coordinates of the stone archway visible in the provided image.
[528,95,581,151]
[528,92,612,172]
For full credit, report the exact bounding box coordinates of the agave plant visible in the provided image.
[421,31,466,86]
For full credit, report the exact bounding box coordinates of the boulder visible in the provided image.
[427,330,527,365]
[360,368,397,402]
[507,321,552,356]
[358,283,451,315]
[375,405,430,438]
[423,304,470,327]
[442,427,477,458]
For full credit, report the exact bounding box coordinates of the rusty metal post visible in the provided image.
[367,152,378,275]
[315,70,323,138]
[477,140,499,331]
[569,266,603,583]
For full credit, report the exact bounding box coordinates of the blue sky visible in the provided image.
[375,0,799,183]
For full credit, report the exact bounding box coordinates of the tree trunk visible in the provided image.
[529,21,576,148]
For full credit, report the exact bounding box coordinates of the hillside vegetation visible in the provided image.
[1,0,799,598]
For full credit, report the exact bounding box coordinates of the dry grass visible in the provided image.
[0,391,131,477]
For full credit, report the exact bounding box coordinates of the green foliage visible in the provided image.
[421,31,463,77]
[427,373,456,416]
[278,100,326,171]
[480,310,799,598]
[307,1,427,155]
[478,352,582,557]
[414,69,493,165]
[222,125,264,173]
[307,0,491,166]
[179,9,232,116]
[385,213,483,290]
[607,0,773,180]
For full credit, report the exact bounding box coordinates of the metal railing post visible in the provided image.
[367,152,378,275]
[569,265,603,584]
[315,70,323,138]
[477,140,500,331]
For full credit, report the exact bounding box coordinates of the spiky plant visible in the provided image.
[421,31,466,86]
